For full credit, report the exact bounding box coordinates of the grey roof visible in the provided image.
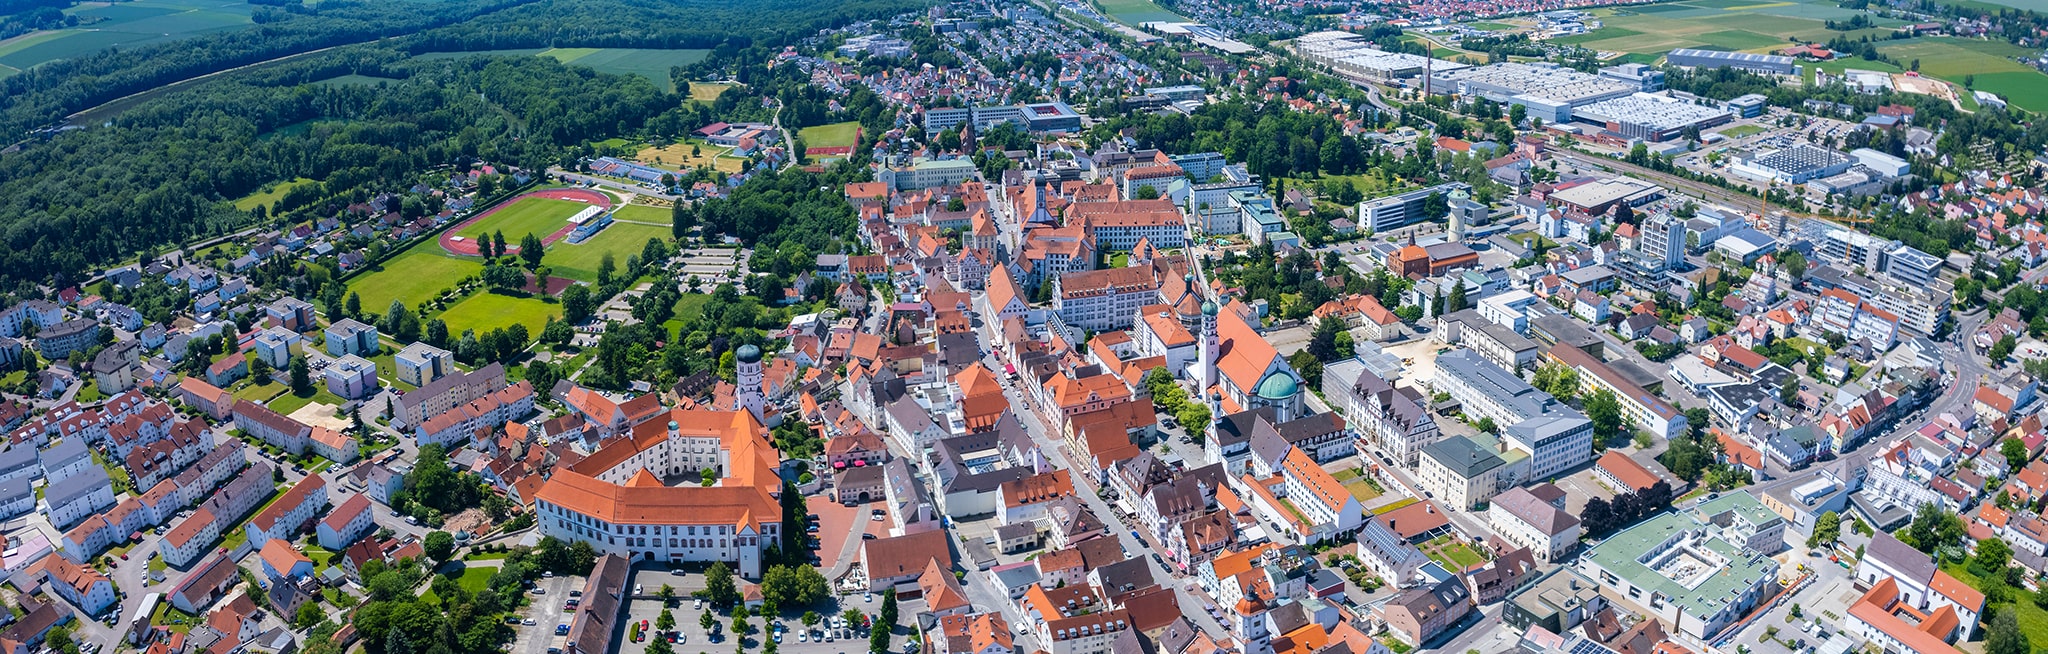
[1436,349,1579,423]
[0,444,38,475]
[1493,487,1580,535]
[1865,532,1936,583]
[1092,557,1155,595]
[1213,407,1280,448]
[0,477,31,503]
[885,398,939,434]
[994,522,1036,540]
[1422,435,1508,478]
[45,465,109,508]
[1248,420,1293,468]
[39,438,89,472]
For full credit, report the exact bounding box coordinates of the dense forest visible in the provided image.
[0,0,529,138]
[0,52,673,290]
[0,0,928,291]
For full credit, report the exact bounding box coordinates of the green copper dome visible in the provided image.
[1255,371,1299,400]
[1201,301,1218,316]
[736,344,762,364]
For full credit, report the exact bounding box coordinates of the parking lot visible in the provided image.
[508,574,583,654]
[621,562,884,654]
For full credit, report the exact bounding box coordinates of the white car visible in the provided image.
[694,598,703,610]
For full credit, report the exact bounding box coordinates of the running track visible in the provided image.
[440,188,613,257]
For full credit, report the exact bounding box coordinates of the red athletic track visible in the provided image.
[440,188,613,257]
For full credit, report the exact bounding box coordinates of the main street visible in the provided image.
[969,313,1235,644]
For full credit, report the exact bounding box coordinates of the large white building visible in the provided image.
[1052,267,1158,332]
[1576,493,1785,641]
[1488,485,1580,562]
[533,409,785,578]
[1430,350,1593,480]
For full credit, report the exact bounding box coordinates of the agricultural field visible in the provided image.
[544,223,670,282]
[1092,0,1185,25]
[436,291,556,339]
[797,121,861,149]
[1552,0,1902,58]
[635,140,742,173]
[346,247,482,314]
[0,0,254,72]
[687,82,732,103]
[453,196,586,242]
[1878,37,2048,112]
[233,178,316,212]
[410,47,708,91]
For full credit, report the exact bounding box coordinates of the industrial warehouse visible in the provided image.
[1665,48,1797,75]
[1426,62,1637,123]
[1293,30,1469,84]
[1571,93,1735,141]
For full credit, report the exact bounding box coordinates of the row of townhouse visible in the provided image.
[244,475,328,550]
[159,461,275,569]
[415,381,537,448]
[232,400,359,464]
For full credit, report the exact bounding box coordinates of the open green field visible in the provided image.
[1716,124,1768,138]
[545,223,669,282]
[1553,0,1901,57]
[1878,37,2048,112]
[267,386,344,416]
[456,196,585,242]
[233,177,316,212]
[1967,0,2048,10]
[687,82,732,103]
[437,292,555,339]
[1465,22,1520,31]
[347,247,483,313]
[611,204,673,225]
[1093,0,1185,25]
[543,48,708,91]
[0,0,253,71]
[797,121,861,149]
[409,47,707,91]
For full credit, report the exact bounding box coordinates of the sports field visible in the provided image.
[453,196,586,242]
[1878,37,2048,112]
[1551,0,1901,57]
[0,0,253,71]
[797,121,860,149]
[545,223,671,282]
[346,247,482,314]
[1094,0,1185,25]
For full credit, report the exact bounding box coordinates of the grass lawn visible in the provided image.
[148,554,165,574]
[347,246,482,314]
[437,292,557,340]
[1342,481,1382,503]
[150,602,200,633]
[540,47,708,92]
[234,178,316,212]
[1373,497,1420,515]
[687,82,731,103]
[74,379,104,403]
[1465,21,1519,30]
[367,351,419,391]
[94,450,133,494]
[545,222,671,282]
[636,139,740,173]
[233,381,288,403]
[1424,535,1489,569]
[456,196,588,242]
[796,121,861,150]
[1504,231,1559,250]
[611,204,673,226]
[456,566,495,593]
[268,386,345,415]
[1780,336,1826,355]
[1093,0,1186,24]
[1716,124,1768,138]
[306,545,338,572]
[1941,559,2048,646]
[466,550,514,561]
